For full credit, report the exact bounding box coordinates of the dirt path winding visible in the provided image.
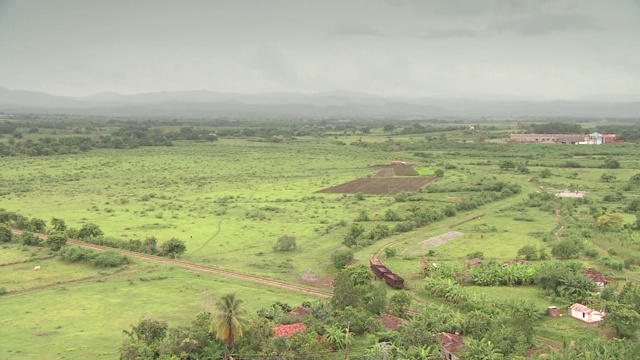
[10,229,332,298]
[554,209,565,241]
[191,219,224,254]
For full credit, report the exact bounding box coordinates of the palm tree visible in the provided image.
[210,293,248,349]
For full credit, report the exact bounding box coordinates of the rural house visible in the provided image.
[437,332,465,360]
[569,303,605,323]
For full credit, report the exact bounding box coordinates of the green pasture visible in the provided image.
[0,247,320,360]
[2,127,640,358]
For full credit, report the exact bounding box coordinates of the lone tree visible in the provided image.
[47,232,67,251]
[160,238,186,258]
[273,235,296,252]
[50,217,67,232]
[210,293,248,349]
[77,223,103,240]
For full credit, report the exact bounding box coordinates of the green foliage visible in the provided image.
[0,225,12,243]
[499,161,516,170]
[28,218,46,233]
[59,247,130,268]
[517,245,538,260]
[273,235,297,252]
[210,293,248,348]
[19,232,44,246]
[551,239,581,259]
[160,238,186,258]
[76,223,104,240]
[324,323,349,350]
[50,217,67,232]
[462,338,504,360]
[466,251,484,260]
[463,311,493,340]
[384,247,397,259]
[333,248,354,269]
[46,232,67,251]
[602,302,640,338]
[603,157,621,169]
[389,291,413,318]
[601,173,617,182]
[528,122,582,134]
[597,213,625,231]
[384,208,402,221]
[540,168,553,178]
[434,169,444,177]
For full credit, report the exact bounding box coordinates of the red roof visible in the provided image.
[273,323,307,338]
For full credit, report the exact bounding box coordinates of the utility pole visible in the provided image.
[344,321,350,360]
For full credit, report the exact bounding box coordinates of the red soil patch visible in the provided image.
[380,313,406,331]
[318,177,435,195]
[273,323,307,338]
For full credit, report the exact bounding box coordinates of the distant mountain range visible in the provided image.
[1,87,639,118]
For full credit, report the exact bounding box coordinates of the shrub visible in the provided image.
[93,251,131,268]
[384,247,397,259]
[20,232,43,247]
[517,245,538,261]
[273,235,297,252]
[384,209,402,221]
[466,251,484,260]
[551,239,580,259]
[584,247,599,258]
[333,249,354,269]
[0,226,12,243]
[624,258,635,269]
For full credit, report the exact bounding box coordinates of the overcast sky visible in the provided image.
[1,0,639,100]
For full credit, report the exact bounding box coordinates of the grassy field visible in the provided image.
[0,245,319,360]
[2,124,640,358]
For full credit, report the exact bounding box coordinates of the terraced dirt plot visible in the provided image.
[392,165,419,176]
[317,176,436,195]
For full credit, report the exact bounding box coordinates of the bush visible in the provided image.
[333,249,354,269]
[93,251,130,268]
[551,239,580,259]
[624,258,635,269]
[517,245,538,261]
[20,232,44,246]
[384,247,397,259]
[273,235,297,252]
[466,251,484,260]
[0,226,12,243]
[584,247,599,259]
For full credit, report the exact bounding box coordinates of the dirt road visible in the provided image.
[10,229,332,298]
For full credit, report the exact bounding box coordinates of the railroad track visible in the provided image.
[10,229,333,298]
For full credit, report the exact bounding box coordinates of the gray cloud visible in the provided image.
[0,0,638,100]
[425,28,479,39]
[328,24,382,37]
[487,14,599,36]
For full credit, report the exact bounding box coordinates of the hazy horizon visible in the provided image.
[1,0,640,101]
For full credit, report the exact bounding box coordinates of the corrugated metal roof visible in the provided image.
[569,303,600,315]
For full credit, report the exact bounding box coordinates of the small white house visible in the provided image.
[569,303,605,323]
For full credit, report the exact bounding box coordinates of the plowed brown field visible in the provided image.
[317,176,436,195]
